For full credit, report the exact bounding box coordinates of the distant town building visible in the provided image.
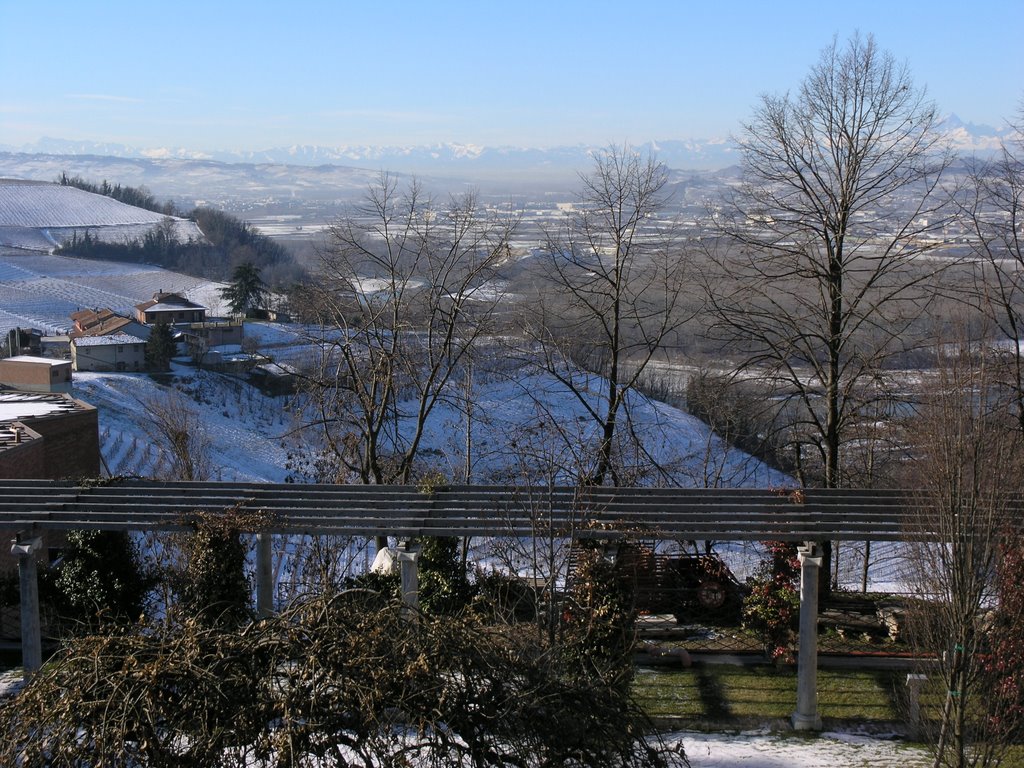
[250,360,298,395]
[71,333,147,372]
[134,291,208,325]
[40,335,71,359]
[0,355,73,393]
[5,327,43,357]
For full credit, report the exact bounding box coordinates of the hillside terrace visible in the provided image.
[0,181,204,252]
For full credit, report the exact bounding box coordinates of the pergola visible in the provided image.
[0,479,999,731]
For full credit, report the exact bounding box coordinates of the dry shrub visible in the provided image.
[0,591,687,767]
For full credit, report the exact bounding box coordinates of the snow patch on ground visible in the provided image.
[67,323,789,490]
[0,670,25,700]
[669,729,929,767]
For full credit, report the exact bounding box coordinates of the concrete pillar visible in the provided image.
[906,673,928,739]
[396,539,421,616]
[11,535,43,678]
[255,532,274,618]
[792,541,823,731]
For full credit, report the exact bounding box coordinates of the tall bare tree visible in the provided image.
[704,33,950,589]
[528,146,689,486]
[297,174,516,491]
[902,342,1024,768]
[704,34,952,493]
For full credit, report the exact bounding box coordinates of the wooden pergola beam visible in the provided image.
[5,478,1023,728]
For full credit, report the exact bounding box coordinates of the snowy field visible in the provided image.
[0,248,227,338]
[74,365,296,483]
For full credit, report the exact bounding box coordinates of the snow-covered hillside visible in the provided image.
[0,249,227,338]
[73,365,295,483]
[71,325,788,491]
[0,181,204,251]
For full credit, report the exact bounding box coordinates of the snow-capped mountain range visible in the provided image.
[1,114,1011,177]
[0,137,739,179]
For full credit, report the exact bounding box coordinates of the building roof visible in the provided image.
[72,333,147,347]
[144,300,207,312]
[73,307,117,326]
[0,391,84,423]
[135,291,207,314]
[70,308,137,338]
[3,355,70,367]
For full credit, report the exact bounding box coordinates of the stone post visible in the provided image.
[396,539,421,616]
[255,532,274,618]
[11,535,43,678]
[792,541,823,731]
[906,673,928,739]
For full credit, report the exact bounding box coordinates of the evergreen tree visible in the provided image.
[145,322,177,372]
[220,262,269,317]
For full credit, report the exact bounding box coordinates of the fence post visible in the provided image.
[906,673,928,739]
[255,532,273,618]
[792,541,823,731]
[11,535,43,678]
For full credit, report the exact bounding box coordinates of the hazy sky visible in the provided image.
[2,0,1021,151]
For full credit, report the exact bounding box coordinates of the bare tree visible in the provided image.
[705,33,951,492]
[702,35,953,589]
[295,175,516,550]
[528,146,690,486]
[138,389,213,481]
[902,342,1024,768]
[959,104,1024,434]
[297,174,515,487]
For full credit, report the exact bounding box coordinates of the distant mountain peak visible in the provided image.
[5,112,1010,175]
[937,113,1013,153]
[2,135,741,173]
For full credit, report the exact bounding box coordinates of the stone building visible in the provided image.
[71,333,147,372]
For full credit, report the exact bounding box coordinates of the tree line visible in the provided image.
[55,174,305,287]
[58,172,178,215]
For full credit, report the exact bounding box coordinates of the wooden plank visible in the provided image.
[2,480,1019,542]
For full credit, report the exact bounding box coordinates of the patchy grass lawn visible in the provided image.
[635,665,904,722]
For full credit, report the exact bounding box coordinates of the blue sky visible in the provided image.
[1,0,1021,151]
